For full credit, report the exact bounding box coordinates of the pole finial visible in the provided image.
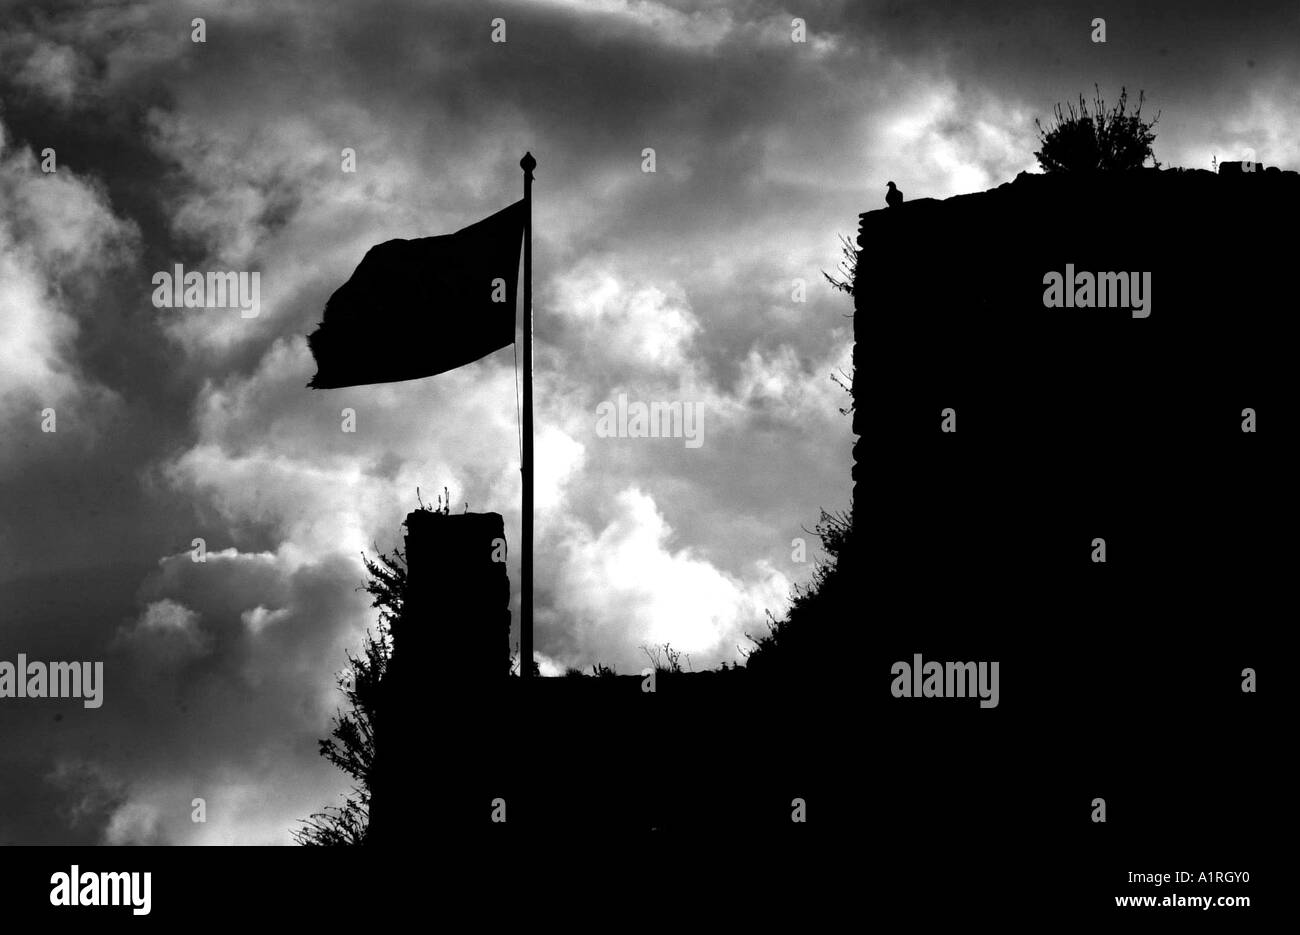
[520,151,536,177]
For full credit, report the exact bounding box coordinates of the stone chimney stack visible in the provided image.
[400,510,511,685]
[367,510,510,845]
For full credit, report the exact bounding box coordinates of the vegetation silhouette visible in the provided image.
[1034,85,1160,173]
[743,506,853,678]
[293,545,405,845]
[822,233,857,297]
[295,489,453,845]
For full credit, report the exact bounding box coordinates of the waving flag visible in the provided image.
[306,199,525,389]
[305,153,538,681]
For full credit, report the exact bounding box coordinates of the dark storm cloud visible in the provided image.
[2,0,1297,842]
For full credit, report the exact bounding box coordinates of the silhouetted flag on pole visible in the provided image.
[307,200,525,389]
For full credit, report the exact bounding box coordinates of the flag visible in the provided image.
[307,200,525,389]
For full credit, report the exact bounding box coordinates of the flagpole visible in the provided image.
[520,152,535,679]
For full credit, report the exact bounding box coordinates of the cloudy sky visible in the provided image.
[1,0,1296,844]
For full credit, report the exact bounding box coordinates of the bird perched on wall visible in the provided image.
[885,181,903,208]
